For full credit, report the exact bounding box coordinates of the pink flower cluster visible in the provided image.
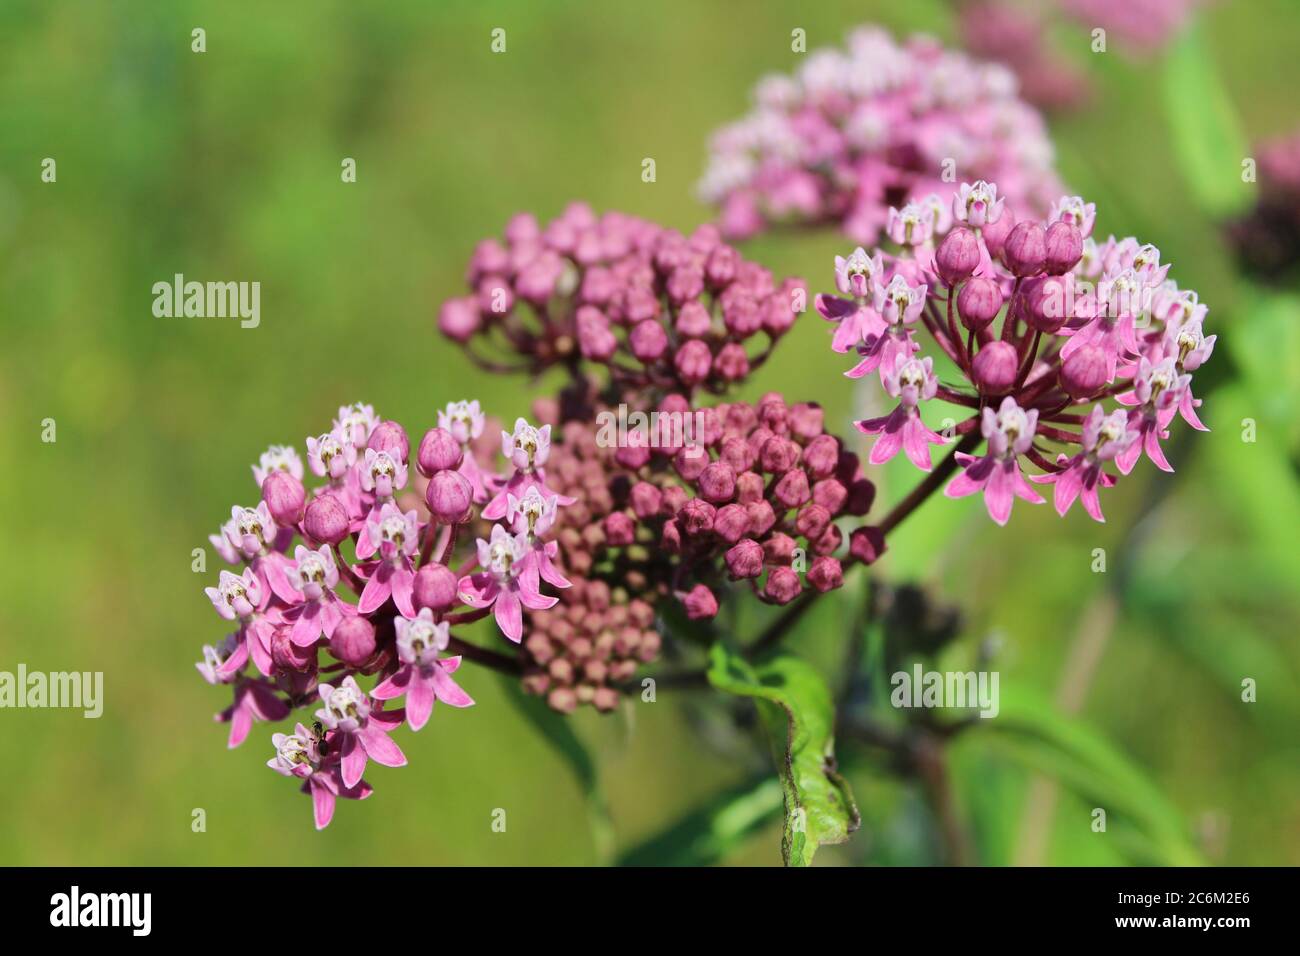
[438,202,806,396]
[1059,0,1202,53]
[198,401,574,828]
[816,180,1214,524]
[515,395,884,712]
[958,1,1091,112]
[697,27,1062,244]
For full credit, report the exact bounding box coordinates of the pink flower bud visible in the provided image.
[425,469,472,523]
[603,511,635,547]
[1021,275,1069,334]
[417,427,462,477]
[706,245,739,286]
[1060,345,1110,399]
[630,481,663,519]
[808,556,844,592]
[788,402,825,442]
[773,468,811,508]
[548,687,579,714]
[802,434,839,479]
[576,305,618,360]
[760,436,800,474]
[1004,220,1046,277]
[677,499,716,536]
[765,567,802,605]
[795,504,831,540]
[682,584,719,620]
[957,276,1003,330]
[762,532,797,565]
[329,616,376,667]
[725,538,764,579]
[972,340,1019,393]
[812,478,848,514]
[303,493,349,545]
[757,395,789,434]
[667,265,704,304]
[675,301,713,337]
[715,342,750,381]
[736,470,765,504]
[981,212,1014,260]
[720,436,755,472]
[271,624,315,672]
[745,499,777,536]
[629,319,669,362]
[846,478,877,516]
[1043,220,1083,275]
[413,562,458,612]
[661,485,689,515]
[673,446,708,481]
[261,470,305,526]
[698,461,737,504]
[438,296,481,342]
[368,421,410,463]
[849,526,887,565]
[616,441,653,470]
[673,339,712,385]
[936,227,981,285]
[714,503,751,544]
[661,520,682,553]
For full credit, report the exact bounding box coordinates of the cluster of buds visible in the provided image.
[696,27,1062,244]
[817,180,1214,524]
[1229,127,1300,281]
[198,401,574,828]
[515,393,883,712]
[438,201,806,397]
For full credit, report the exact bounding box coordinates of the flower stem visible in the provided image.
[878,430,982,536]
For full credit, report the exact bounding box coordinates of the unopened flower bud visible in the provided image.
[698,460,737,503]
[808,556,843,592]
[330,616,376,667]
[1043,220,1083,275]
[1060,345,1110,399]
[413,562,458,612]
[629,319,669,362]
[630,481,663,519]
[425,469,472,523]
[714,503,751,544]
[438,297,481,342]
[795,503,831,540]
[303,493,349,545]
[1021,275,1070,334]
[367,421,410,463]
[972,340,1019,393]
[773,468,811,508]
[603,511,635,547]
[674,340,712,385]
[262,470,306,527]
[1004,221,1047,277]
[725,538,764,579]
[936,227,980,285]
[762,532,797,565]
[981,212,1014,260]
[677,499,716,536]
[802,434,839,479]
[849,526,887,565]
[957,276,1003,330]
[417,427,462,477]
[681,584,719,620]
[736,470,765,504]
[765,567,802,605]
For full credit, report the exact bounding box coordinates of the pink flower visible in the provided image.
[358,446,407,500]
[855,355,948,470]
[252,444,304,487]
[205,568,280,677]
[315,676,407,790]
[1114,357,1189,474]
[457,524,558,642]
[845,274,925,382]
[953,180,1006,229]
[508,487,572,589]
[223,502,299,603]
[332,402,379,448]
[305,431,357,481]
[357,504,420,617]
[372,610,475,731]
[439,399,492,502]
[1032,407,1136,522]
[483,418,573,520]
[1050,195,1096,239]
[267,723,373,830]
[285,545,352,647]
[945,397,1044,525]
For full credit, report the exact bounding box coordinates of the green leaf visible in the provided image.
[986,687,1203,866]
[616,776,783,866]
[499,677,615,864]
[707,643,859,866]
[1161,20,1252,219]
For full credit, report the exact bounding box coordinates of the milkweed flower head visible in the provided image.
[697,27,1062,244]
[199,399,574,828]
[438,202,806,400]
[814,180,1215,525]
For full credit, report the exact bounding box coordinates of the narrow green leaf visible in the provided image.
[707,643,859,866]
[616,776,783,866]
[499,677,615,863]
[1161,20,1252,218]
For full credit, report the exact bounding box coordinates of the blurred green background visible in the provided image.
[1,0,1297,866]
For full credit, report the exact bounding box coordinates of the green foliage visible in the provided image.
[707,643,859,865]
[616,776,783,866]
[1161,21,1252,219]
